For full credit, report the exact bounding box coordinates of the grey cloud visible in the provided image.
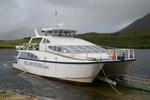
[0,0,150,37]
[46,0,150,32]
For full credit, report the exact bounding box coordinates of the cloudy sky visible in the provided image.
[0,0,150,35]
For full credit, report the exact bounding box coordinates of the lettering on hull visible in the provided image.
[24,61,49,69]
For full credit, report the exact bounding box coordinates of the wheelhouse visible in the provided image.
[42,28,77,37]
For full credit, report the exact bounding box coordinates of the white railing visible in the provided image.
[104,49,135,61]
[123,75,150,88]
[16,43,39,50]
[46,46,135,61]
[16,44,135,61]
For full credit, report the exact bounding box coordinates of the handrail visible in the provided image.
[16,44,135,61]
[16,43,40,50]
[123,75,150,88]
[107,49,135,61]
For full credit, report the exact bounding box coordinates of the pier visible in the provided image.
[96,74,150,92]
[117,75,150,92]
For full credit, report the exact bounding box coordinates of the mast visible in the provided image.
[55,10,57,28]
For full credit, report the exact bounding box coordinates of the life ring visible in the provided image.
[109,49,116,58]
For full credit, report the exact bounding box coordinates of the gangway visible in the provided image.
[117,75,150,92]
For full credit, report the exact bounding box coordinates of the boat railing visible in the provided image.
[112,49,135,60]
[16,43,40,50]
[16,44,135,61]
[46,45,135,61]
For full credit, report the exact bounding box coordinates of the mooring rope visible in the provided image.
[98,60,142,100]
[98,60,124,95]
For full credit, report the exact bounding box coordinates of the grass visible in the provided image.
[0,28,150,49]
[75,28,150,48]
[0,39,29,49]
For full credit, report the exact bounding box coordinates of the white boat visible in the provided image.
[13,12,135,84]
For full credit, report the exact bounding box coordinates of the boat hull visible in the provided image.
[99,59,135,78]
[13,58,103,84]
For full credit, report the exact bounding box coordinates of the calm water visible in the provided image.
[129,49,150,76]
[0,49,150,100]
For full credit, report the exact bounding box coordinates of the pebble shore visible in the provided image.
[0,90,38,100]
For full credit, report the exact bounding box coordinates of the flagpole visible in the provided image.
[55,11,57,28]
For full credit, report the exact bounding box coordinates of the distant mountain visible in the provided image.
[119,13,150,32]
[0,27,35,40]
[75,13,150,48]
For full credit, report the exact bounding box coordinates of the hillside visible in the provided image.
[0,27,34,40]
[0,39,29,49]
[119,13,150,32]
[75,13,150,48]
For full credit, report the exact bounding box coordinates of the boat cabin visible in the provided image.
[42,28,77,37]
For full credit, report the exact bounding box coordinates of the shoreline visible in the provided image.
[0,90,38,100]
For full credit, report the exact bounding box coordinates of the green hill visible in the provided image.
[0,39,29,49]
[75,13,150,48]
[119,13,150,32]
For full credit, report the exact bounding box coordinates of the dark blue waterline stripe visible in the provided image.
[101,59,136,63]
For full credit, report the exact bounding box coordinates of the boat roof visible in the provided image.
[42,28,77,32]
[30,34,94,45]
[43,36,95,46]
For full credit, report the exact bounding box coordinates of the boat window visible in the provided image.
[74,49,84,53]
[53,30,58,34]
[30,54,34,58]
[64,30,69,36]
[19,52,27,58]
[93,50,100,53]
[27,53,30,58]
[76,46,86,50]
[19,52,39,60]
[42,39,50,43]
[57,47,62,52]
[67,46,78,49]
[70,31,76,36]
[48,46,52,50]
[47,45,107,54]
[59,30,62,34]
[30,38,42,43]
[62,48,72,53]
[57,30,62,36]
[84,45,94,49]
[48,46,63,53]
[53,46,57,51]
[43,29,76,37]
[48,31,52,35]
[64,45,107,54]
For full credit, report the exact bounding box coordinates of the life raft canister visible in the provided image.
[109,49,116,58]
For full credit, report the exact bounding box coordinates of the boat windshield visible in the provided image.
[48,45,107,54]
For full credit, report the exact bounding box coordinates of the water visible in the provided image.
[129,49,150,76]
[0,49,150,100]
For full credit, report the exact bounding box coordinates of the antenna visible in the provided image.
[55,10,57,28]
